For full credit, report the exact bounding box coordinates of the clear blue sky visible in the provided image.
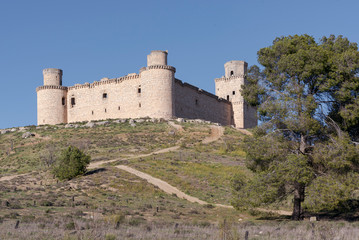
[1,0,358,129]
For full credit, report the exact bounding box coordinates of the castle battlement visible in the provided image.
[214,75,246,82]
[37,50,257,128]
[67,74,141,90]
[36,85,68,92]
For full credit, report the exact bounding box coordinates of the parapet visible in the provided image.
[43,68,63,86]
[147,50,168,66]
[224,61,247,78]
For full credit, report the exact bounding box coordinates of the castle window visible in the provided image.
[105,108,107,113]
[230,71,234,76]
[103,93,107,99]
[118,106,120,110]
[232,91,235,95]
[195,99,199,105]
[71,97,76,106]
[227,95,229,101]
[92,111,94,115]
[62,97,65,106]
[138,86,141,94]
[139,103,141,108]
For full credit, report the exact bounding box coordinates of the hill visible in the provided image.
[0,119,358,239]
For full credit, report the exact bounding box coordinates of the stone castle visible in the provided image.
[36,50,257,128]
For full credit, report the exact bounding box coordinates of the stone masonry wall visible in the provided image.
[174,79,232,125]
[67,75,143,123]
[37,86,67,125]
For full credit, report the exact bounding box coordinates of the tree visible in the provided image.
[39,143,57,168]
[232,35,359,220]
[52,146,91,180]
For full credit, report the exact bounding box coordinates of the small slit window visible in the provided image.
[227,95,229,101]
[105,108,107,113]
[232,91,235,95]
[118,106,121,110]
[71,97,76,106]
[230,71,234,76]
[138,86,141,94]
[103,93,107,99]
[195,99,199,105]
[92,111,94,115]
[62,97,65,106]
[139,103,141,108]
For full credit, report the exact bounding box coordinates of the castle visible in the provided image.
[36,50,257,128]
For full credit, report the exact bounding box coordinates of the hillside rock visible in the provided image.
[96,121,109,126]
[135,119,145,123]
[65,124,79,128]
[84,122,95,128]
[1,129,9,134]
[22,132,35,139]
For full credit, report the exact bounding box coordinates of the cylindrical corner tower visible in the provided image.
[140,50,175,119]
[36,68,67,125]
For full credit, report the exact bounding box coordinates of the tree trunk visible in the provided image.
[292,181,305,220]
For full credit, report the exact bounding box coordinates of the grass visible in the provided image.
[1,119,358,239]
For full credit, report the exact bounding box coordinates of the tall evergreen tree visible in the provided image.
[233,35,359,220]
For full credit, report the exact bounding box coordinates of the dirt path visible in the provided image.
[202,125,224,144]
[88,146,180,170]
[116,165,232,208]
[168,121,184,131]
[0,173,31,182]
[237,129,253,136]
[116,165,291,214]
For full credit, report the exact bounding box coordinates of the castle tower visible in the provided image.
[140,50,175,119]
[36,68,68,125]
[215,61,257,128]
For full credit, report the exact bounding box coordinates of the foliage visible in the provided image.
[52,146,91,180]
[234,34,359,220]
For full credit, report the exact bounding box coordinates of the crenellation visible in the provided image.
[36,85,68,92]
[36,51,257,128]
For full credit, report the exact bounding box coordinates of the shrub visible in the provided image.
[105,234,116,240]
[65,221,76,230]
[52,146,91,180]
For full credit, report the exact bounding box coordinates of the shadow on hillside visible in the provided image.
[316,199,359,221]
[85,168,106,176]
[303,199,359,221]
[257,215,291,221]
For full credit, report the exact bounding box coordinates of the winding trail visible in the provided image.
[0,173,32,182]
[116,165,233,208]
[202,126,224,144]
[88,146,180,170]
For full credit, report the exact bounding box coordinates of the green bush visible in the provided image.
[52,146,91,180]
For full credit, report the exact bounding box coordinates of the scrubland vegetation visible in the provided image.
[0,119,358,239]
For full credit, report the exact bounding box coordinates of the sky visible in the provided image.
[1,0,359,129]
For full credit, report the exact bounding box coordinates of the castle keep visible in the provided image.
[36,50,257,128]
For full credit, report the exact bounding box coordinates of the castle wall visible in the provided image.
[66,76,144,123]
[174,79,232,125]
